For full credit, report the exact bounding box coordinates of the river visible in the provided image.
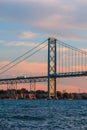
[0,100,87,130]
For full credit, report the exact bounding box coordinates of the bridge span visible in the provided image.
[0,37,87,99]
[0,71,87,84]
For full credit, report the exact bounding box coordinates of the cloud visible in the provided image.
[18,31,37,39]
[0,60,87,92]
[57,47,68,53]
[0,61,9,67]
[72,65,87,71]
[0,0,87,42]
[82,49,87,52]
[0,40,38,47]
[0,0,62,5]
[0,61,47,78]
[0,40,5,44]
[7,41,36,47]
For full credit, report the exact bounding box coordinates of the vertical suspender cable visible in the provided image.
[59,43,60,73]
[72,48,73,72]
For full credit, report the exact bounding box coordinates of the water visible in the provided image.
[0,100,87,130]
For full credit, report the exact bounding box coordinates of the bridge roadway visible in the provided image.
[0,71,87,84]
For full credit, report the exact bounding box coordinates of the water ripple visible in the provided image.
[0,100,87,130]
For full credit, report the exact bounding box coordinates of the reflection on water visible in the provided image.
[0,100,87,130]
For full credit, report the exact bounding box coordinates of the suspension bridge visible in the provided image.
[0,37,87,99]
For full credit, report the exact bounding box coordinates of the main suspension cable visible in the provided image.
[0,39,47,71]
[0,44,48,75]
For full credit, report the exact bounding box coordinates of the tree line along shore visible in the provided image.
[0,88,87,100]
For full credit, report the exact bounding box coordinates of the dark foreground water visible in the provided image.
[0,100,87,130]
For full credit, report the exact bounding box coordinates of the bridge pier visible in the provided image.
[48,37,57,99]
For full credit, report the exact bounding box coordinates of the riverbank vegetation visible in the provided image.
[0,88,87,100]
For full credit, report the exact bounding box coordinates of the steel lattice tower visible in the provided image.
[48,37,57,99]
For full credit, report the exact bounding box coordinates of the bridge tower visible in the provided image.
[48,37,57,99]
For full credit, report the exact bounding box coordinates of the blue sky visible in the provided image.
[0,0,87,92]
[0,0,87,60]
[0,0,87,45]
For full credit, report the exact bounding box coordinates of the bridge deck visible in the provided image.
[0,71,87,84]
[57,71,87,78]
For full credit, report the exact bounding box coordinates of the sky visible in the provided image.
[0,0,87,92]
